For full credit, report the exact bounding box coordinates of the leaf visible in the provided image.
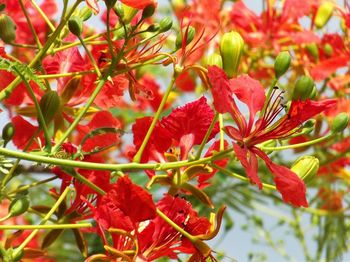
[0,57,46,90]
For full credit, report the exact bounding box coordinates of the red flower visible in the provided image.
[161,96,219,159]
[208,66,336,207]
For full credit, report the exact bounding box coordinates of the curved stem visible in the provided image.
[12,186,70,258]
[258,133,333,151]
[0,147,233,172]
[0,223,92,230]
[133,74,177,163]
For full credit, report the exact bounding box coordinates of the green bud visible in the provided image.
[141,5,155,20]
[274,51,291,79]
[309,85,317,99]
[122,5,138,24]
[104,0,117,9]
[331,113,349,133]
[2,122,14,147]
[204,53,223,68]
[68,16,83,36]
[39,90,61,125]
[314,2,334,29]
[80,6,93,21]
[219,31,244,78]
[323,43,333,57]
[9,196,30,217]
[305,43,319,61]
[302,119,315,134]
[159,17,173,33]
[113,4,124,19]
[175,26,195,49]
[146,24,159,32]
[293,76,315,100]
[291,156,319,183]
[113,24,132,40]
[0,14,16,43]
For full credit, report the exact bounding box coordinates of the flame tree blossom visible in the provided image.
[208,66,336,207]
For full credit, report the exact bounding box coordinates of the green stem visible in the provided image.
[19,0,42,48]
[0,147,233,172]
[12,187,70,258]
[7,176,57,195]
[258,133,333,151]
[0,0,82,102]
[219,114,225,151]
[30,0,56,31]
[78,35,102,77]
[156,208,195,240]
[195,113,219,160]
[133,74,177,163]
[0,223,92,230]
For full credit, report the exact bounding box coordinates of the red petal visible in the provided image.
[233,143,262,189]
[11,116,41,150]
[161,96,219,158]
[107,176,156,224]
[310,55,349,81]
[292,31,320,44]
[253,147,308,207]
[175,71,196,92]
[77,111,122,153]
[229,74,265,128]
[120,0,157,9]
[281,0,311,21]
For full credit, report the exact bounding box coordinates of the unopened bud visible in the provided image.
[159,17,173,33]
[315,2,334,29]
[323,43,333,57]
[123,5,138,24]
[305,43,319,61]
[2,122,14,147]
[0,14,16,43]
[219,31,244,77]
[204,53,223,68]
[309,85,317,99]
[175,26,195,49]
[293,76,314,100]
[9,196,30,217]
[274,51,291,79]
[141,5,155,20]
[302,119,315,134]
[331,113,349,133]
[68,16,83,36]
[104,0,117,9]
[39,91,61,125]
[113,4,124,19]
[291,156,319,183]
[80,6,93,21]
[146,24,159,32]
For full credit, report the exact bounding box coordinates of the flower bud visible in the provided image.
[219,31,244,78]
[302,119,315,134]
[309,85,317,100]
[305,43,319,61]
[0,14,16,43]
[141,5,155,20]
[2,122,14,147]
[175,26,195,49]
[291,156,319,183]
[331,113,349,133]
[113,3,124,19]
[314,2,334,29]
[8,196,30,217]
[68,16,83,36]
[80,6,93,21]
[159,17,173,33]
[123,5,138,24]
[146,24,159,32]
[293,76,314,100]
[104,0,117,9]
[39,90,61,125]
[274,51,291,79]
[204,53,223,68]
[323,43,333,57]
